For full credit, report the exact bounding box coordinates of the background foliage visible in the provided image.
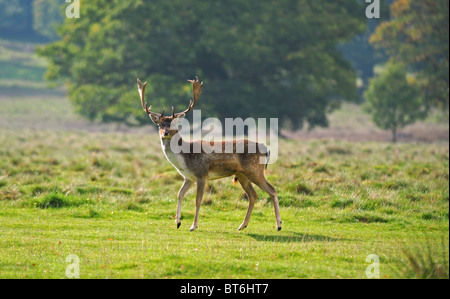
[370,0,449,109]
[36,0,367,128]
[1,0,448,130]
[364,61,426,142]
[0,0,62,40]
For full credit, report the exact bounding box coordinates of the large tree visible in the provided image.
[364,61,426,142]
[370,0,449,109]
[39,0,366,128]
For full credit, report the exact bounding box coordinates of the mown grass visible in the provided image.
[0,128,448,278]
[1,36,448,279]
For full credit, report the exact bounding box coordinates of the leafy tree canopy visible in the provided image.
[364,60,426,142]
[39,0,366,128]
[370,0,449,109]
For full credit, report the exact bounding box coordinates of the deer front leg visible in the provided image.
[176,179,193,229]
[190,179,206,231]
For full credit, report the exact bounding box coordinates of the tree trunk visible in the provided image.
[392,126,397,143]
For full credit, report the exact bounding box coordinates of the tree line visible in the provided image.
[39,0,367,129]
[0,0,62,40]
[2,0,448,141]
[366,0,449,142]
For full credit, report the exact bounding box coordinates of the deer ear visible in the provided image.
[149,114,160,124]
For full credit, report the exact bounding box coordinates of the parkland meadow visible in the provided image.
[0,37,448,279]
[0,96,448,278]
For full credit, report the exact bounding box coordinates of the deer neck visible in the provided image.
[160,135,191,178]
[160,136,178,154]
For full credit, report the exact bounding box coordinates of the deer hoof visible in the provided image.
[277,226,282,231]
[237,224,247,231]
[177,222,181,229]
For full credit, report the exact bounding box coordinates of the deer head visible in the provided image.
[137,76,203,139]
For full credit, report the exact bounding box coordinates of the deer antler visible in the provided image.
[137,78,165,119]
[174,76,203,118]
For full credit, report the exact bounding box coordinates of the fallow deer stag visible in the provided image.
[137,76,281,231]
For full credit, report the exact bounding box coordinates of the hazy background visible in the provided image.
[0,0,448,142]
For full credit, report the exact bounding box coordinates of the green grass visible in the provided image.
[0,37,448,279]
[0,129,448,278]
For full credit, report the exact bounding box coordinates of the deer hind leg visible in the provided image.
[190,178,206,231]
[176,179,193,229]
[249,175,282,231]
[236,174,257,231]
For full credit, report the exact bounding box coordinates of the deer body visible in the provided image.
[138,77,281,231]
[162,139,267,180]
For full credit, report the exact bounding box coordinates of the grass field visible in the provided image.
[0,123,448,278]
[0,38,449,279]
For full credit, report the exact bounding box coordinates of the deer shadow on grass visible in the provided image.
[246,232,346,243]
